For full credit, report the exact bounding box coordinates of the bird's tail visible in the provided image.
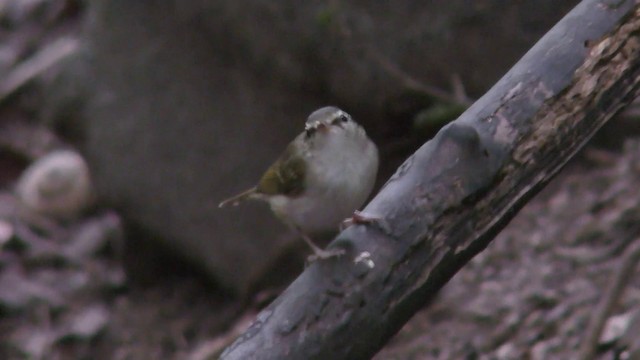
[218,187,258,208]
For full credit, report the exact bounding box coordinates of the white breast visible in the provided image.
[269,125,378,234]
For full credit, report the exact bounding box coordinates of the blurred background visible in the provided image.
[2,0,640,358]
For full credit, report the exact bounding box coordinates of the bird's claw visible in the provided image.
[306,248,346,264]
[340,210,382,230]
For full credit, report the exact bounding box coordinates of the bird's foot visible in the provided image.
[294,228,345,263]
[341,210,383,230]
[306,247,346,263]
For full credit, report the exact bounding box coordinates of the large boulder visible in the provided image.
[79,0,577,293]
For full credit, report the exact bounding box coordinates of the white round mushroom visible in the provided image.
[16,150,92,220]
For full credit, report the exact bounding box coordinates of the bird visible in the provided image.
[219,106,379,260]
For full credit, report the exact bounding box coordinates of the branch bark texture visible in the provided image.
[221,1,640,359]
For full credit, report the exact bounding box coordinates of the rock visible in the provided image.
[600,311,636,345]
[618,310,640,359]
[63,212,122,261]
[11,327,55,360]
[495,343,518,360]
[0,218,14,247]
[530,338,563,360]
[465,281,506,320]
[82,0,317,293]
[101,266,127,293]
[23,236,68,267]
[0,270,64,314]
[0,192,19,217]
[31,268,90,299]
[16,149,92,220]
[59,304,110,341]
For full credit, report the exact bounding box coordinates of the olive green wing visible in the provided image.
[256,140,306,196]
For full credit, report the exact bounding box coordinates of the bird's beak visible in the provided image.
[316,121,329,133]
[305,121,328,133]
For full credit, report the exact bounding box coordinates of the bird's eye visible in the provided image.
[332,114,349,125]
[305,128,316,138]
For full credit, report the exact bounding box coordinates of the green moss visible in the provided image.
[316,4,340,28]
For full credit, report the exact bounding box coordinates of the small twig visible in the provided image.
[556,236,634,264]
[557,224,640,264]
[326,5,472,108]
[620,100,640,118]
[0,37,79,106]
[0,120,64,161]
[367,48,473,107]
[577,238,640,360]
[583,147,618,165]
[450,73,472,105]
[188,311,256,360]
[477,313,524,352]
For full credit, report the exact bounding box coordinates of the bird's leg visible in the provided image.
[288,224,345,261]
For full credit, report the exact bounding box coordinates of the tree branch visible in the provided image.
[221,1,640,359]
